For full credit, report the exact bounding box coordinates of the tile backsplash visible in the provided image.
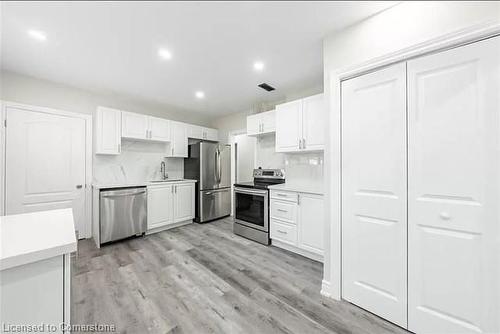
[93,140,183,184]
[255,135,323,187]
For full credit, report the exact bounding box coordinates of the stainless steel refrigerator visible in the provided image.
[184,142,231,223]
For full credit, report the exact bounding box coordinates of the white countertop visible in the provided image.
[0,209,77,271]
[268,183,324,195]
[92,179,197,189]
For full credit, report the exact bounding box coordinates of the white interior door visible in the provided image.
[342,62,407,327]
[408,37,500,334]
[5,107,87,237]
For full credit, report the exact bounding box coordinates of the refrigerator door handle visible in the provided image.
[217,148,222,184]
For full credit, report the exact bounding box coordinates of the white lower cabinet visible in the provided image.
[173,183,195,222]
[270,190,324,261]
[147,184,174,230]
[147,181,195,232]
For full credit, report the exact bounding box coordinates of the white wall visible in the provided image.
[322,1,500,297]
[0,70,212,185]
[0,70,213,125]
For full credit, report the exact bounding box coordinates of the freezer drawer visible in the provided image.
[100,187,147,244]
[199,188,231,222]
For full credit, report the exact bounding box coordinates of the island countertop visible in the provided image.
[0,208,77,271]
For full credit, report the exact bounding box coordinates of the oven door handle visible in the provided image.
[234,187,267,196]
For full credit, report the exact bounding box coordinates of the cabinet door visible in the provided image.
[275,100,302,152]
[342,62,407,327]
[408,37,500,334]
[121,111,148,140]
[188,124,203,139]
[149,117,170,142]
[95,107,121,155]
[302,94,325,151]
[168,122,188,157]
[147,185,174,229]
[261,110,276,134]
[297,194,324,255]
[205,128,219,141]
[247,114,261,136]
[174,183,195,222]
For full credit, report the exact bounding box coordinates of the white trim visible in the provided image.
[145,220,193,235]
[271,239,323,263]
[0,100,93,239]
[326,21,500,302]
[320,280,332,298]
[1,101,6,216]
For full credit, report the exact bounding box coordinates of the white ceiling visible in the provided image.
[1,1,393,116]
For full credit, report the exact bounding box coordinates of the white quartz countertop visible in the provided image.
[92,179,197,189]
[268,183,324,195]
[0,209,77,271]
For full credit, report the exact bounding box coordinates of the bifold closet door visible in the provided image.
[408,37,500,333]
[342,62,407,327]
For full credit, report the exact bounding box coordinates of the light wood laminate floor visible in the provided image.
[72,217,408,334]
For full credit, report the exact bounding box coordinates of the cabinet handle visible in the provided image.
[118,144,121,153]
[277,230,287,234]
[171,148,174,155]
[298,194,300,205]
[76,184,83,189]
[298,139,302,149]
[303,138,306,149]
[277,209,288,212]
[277,193,287,197]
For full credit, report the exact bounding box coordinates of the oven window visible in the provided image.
[235,192,265,227]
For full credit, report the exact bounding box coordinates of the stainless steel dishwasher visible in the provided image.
[100,187,147,244]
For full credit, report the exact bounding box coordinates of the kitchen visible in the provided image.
[1,2,500,334]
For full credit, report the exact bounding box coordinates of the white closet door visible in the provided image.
[342,63,407,327]
[408,37,500,334]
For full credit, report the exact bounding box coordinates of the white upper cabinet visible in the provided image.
[122,112,171,142]
[275,94,325,152]
[246,110,276,136]
[188,124,219,141]
[204,127,218,141]
[302,94,326,151]
[148,117,170,142]
[167,121,188,158]
[275,100,302,152]
[95,107,121,155]
[121,111,149,140]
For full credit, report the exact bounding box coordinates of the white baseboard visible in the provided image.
[146,220,193,235]
[271,240,323,263]
[321,280,331,298]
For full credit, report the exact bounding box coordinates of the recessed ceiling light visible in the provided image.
[28,29,47,41]
[158,48,172,60]
[253,61,264,71]
[195,91,205,99]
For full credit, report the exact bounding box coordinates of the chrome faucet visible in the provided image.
[160,161,168,180]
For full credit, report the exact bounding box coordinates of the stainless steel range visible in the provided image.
[233,168,285,245]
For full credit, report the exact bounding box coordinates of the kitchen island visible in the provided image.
[0,208,77,333]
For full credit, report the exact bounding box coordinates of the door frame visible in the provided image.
[323,21,500,300]
[0,101,93,239]
[228,128,257,216]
